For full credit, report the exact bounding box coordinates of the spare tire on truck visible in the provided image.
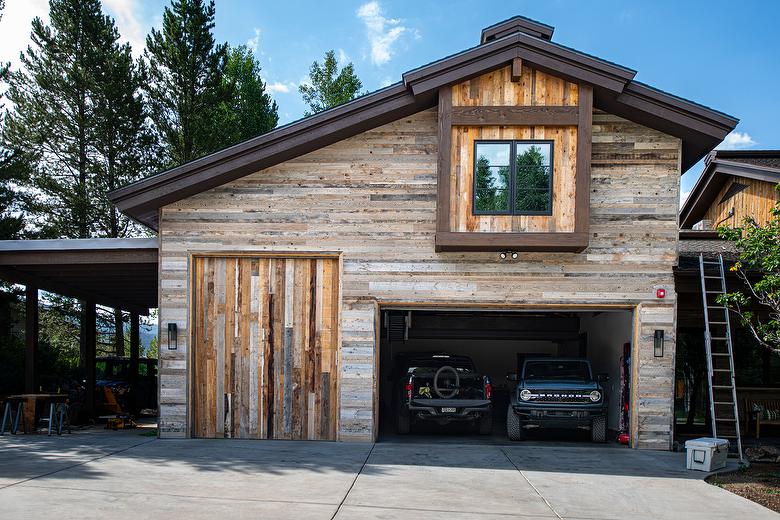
[433,365,460,398]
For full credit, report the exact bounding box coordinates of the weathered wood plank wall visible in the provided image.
[191,256,339,440]
[703,176,780,228]
[158,106,681,449]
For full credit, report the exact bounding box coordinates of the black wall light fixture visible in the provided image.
[654,330,664,357]
[168,323,178,350]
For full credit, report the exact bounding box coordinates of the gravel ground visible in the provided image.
[708,462,780,513]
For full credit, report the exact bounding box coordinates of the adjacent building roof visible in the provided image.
[109,15,739,230]
[0,238,158,314]
[679,150,780,228]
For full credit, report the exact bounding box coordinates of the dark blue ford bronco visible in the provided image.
[507,358,608,442]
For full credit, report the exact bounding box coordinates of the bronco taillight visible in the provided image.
[485,382,493,400]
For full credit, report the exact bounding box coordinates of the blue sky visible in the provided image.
[2,0,779,198]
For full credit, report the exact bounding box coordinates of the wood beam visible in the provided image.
[511,57,523,82]
[436,86,452,233]
[575,84,593,235]
[84,300,97,419]
[435,231,589,252]
[451,105,578,126]
[0,266,150,315]
[129,312,140,414]
[24,285,38,393]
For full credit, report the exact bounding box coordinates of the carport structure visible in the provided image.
[0,238,158,417]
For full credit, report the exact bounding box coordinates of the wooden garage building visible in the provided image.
[110,16,738,449]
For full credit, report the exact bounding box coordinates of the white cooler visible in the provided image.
[685,437,729,472]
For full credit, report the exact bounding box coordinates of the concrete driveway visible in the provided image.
[0,431,776,519]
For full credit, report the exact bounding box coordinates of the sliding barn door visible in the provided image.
[192,256,339,440]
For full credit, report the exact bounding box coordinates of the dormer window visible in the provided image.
[473,140,553,216]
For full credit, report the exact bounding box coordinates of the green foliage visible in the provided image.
[716,185,780,351]
[143,0,227,166]
[474,156,508,212]
[299,50,363,116]
[4,0,152,239]
[214,45,278,148]
[515,145,550,212]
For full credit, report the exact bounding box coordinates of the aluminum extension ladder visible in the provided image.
[698,254,743,460]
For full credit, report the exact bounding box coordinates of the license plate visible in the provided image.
[441,407,457,413]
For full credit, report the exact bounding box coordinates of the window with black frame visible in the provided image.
[473,140,553,215]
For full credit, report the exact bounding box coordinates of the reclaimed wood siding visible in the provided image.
[703,176,780,228]
[192,256,339,440]
[450,65,578,233]
[158,107,681,448]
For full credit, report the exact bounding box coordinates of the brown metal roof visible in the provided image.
[0,238,158,314]
[109,16,739,231]
[679,150,780,229]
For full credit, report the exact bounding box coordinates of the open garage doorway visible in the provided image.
[378,308,634,445]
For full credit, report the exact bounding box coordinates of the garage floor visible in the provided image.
[0,430,775,519]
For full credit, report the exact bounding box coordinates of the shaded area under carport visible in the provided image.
[0,238,158,417]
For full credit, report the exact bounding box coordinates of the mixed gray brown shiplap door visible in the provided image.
[192,256,339,440]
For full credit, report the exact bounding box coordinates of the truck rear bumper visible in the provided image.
[408,400,491,423]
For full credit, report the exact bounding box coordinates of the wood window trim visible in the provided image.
[472,139,554,217]
[435,79,592,253]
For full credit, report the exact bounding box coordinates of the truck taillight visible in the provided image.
[405,382,413,400]
[485,382,492,400]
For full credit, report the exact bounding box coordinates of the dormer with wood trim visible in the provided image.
[435,57,591,252]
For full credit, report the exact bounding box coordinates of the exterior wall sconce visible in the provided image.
[168,323,178,350]
[654,330,664,357]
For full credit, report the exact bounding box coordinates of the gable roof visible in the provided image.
[679,150,780,228]
[110,16,739,230]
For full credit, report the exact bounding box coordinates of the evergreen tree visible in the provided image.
[143,0,227,166]
[5,0,155,358]
[4,0,110,239]
[515,146,550,212]
[299,50,363,116]
[214,45,278,149]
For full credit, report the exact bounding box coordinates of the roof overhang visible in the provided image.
[679,153,780,228]
[109,16,739,231]
[0,238,158,315]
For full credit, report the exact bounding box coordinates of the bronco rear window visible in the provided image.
[524,360,590,381]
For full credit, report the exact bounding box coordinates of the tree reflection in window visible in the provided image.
[473,140,552,215]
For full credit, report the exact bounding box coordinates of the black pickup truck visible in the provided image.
[395,353,492,434]
[507,358,608,442]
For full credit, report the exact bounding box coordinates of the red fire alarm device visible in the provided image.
[656,288,666,299]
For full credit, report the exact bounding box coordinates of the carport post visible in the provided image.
[84,300,97,419]
[129,312,140,414]
[24,285,38,393]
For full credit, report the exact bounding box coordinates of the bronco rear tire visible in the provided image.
[478,412,492,435]
[506,405,523,441]
[591,415,606,443]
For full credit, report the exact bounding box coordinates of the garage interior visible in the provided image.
[378,308,634,443]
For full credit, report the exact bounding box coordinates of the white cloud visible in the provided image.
[337,48,350,65]
[0,0,49,72]
[356,1,412,66]
[716,130,756,150]
[267,81,296,94]
[379,76,393,88]
[680,190,690,205]
[103,0,148,56]
[247,28,261,55]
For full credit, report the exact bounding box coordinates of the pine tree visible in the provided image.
[5,0,155,357]
[214,45,278,149]
[4,0,110,239]
[143,0,227,166]
[299,50,363,116]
